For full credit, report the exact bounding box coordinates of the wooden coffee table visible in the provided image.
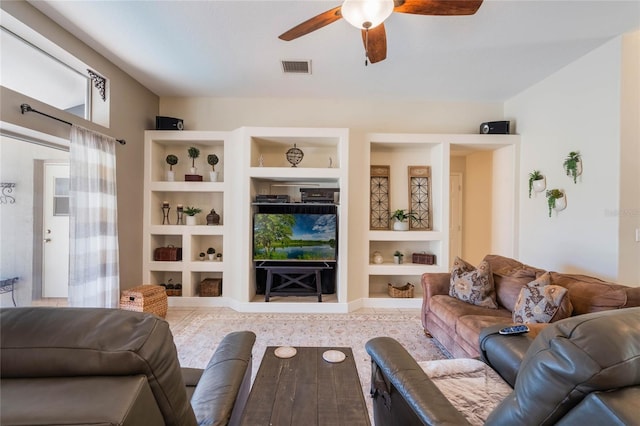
[240,346,371,426]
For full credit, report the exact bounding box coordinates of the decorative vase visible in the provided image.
[373,251,384,264]
[532,177,546,193]
[166,171,175,182]
[394,255,403,264]
[393,221,409,231]
[190,167,197,174]
[209,171,218,182]
[186,215,197,226]
[208,254,214,261]
[206,209,220,225]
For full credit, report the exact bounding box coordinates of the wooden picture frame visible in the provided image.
[408,165,432,230]
[370,165,390,230]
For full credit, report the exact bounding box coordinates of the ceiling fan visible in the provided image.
[279,0,484,65]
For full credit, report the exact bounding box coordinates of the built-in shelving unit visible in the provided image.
[143,131,230,305]
[142,128,518,312]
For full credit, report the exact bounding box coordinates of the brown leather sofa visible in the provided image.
[421,254,640,358]
[366,307,640,425]
[0,307,255,426]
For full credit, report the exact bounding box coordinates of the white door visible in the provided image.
[43,162,69,298]
[449,173,463,268]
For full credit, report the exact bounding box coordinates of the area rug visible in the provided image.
[167,308,449,422]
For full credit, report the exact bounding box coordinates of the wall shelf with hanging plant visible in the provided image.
[545,189,566,217]
[563,151,582,184]
[528,170,545,198]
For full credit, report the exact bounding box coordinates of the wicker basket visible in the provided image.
[388,283,414,298]
[199,278,222,297]
[120,285,168,318]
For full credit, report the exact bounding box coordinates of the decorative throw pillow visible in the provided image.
[449,257,498,309]
[513,272,573,324]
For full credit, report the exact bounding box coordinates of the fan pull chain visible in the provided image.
[364,27,369,66]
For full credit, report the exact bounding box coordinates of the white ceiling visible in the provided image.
[27,0,640,102]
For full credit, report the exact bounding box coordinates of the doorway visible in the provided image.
[42,162,70,298]
[449,173,463,268]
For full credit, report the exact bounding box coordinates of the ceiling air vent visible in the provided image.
[281,60,311,74]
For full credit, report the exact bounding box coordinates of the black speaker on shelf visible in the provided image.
[480,120,510,134]
[156,116,184,131]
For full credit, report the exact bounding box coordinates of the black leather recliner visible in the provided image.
[0,307,256,426]
[366,307,640,425]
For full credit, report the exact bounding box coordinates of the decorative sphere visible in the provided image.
[286,144,304,167]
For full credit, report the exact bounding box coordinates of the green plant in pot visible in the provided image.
[206,247,216,260]
[165,154,178,181]
[187,146,200,173]
[183,206,202,225]
[207,154,219,182]
[545,189,565,217]
[528,170,545,198]
[390,209,417,231]
[393,250,404,264]
[563,151,581,184]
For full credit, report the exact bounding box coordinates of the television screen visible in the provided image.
[253,213,337,261]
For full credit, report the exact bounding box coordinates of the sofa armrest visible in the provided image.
[191,331,256,426]
[366,336,470,426]
[478,325,535,388]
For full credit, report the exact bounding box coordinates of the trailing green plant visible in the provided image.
[207,154,219,171]
[563,151,581,184]
[187,147,200,168]
[528,170,543,198]
[545,189,564,217]
[183,206,202,216]
[166,154,178,171]
[390,209,417,223]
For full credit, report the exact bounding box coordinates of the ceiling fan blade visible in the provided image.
[361,24,387,64]
[394,0,483,15]
[279,6,343,41]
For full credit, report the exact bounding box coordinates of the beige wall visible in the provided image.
[1,1,159,291]
[462,151,493,264]
[506,33,639,285]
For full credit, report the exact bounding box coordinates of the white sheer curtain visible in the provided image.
[68,125,120,307]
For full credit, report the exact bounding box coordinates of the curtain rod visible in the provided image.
[20,103,126,145]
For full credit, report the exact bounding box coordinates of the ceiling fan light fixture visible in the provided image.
[341,0,394,30]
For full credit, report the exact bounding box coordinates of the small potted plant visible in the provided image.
[563,151,582,184]
[216,252,222,262]
[187,146,200,174]
[545,189,566,217]
[165,154,178,181]
[207,247,216,261]
[183,206,202,225]
[207,154,219,182]
[393,250,404,264]
[390,209,417,231]
[528,170,545,198]
[199,252,205,261]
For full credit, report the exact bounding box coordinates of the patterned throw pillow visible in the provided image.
[449,257,498,309]
[513,272,573,323]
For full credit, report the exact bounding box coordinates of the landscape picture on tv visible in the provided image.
[253,213,337,261]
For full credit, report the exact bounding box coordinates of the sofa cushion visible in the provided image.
[486,307,640,425]
[449,257,498,309]
[549,272,632,314]
[456,314,513,356]
[484,254,546,312]
[0,375,164,426]
[512,273,573,324]
[0,307,197,426]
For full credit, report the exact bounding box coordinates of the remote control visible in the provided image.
[499,324,530,335]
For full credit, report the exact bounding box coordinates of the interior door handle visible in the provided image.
[44,238,52,243]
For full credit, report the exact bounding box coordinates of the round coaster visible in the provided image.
[322,349,346,363]
[274,346,297,359]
